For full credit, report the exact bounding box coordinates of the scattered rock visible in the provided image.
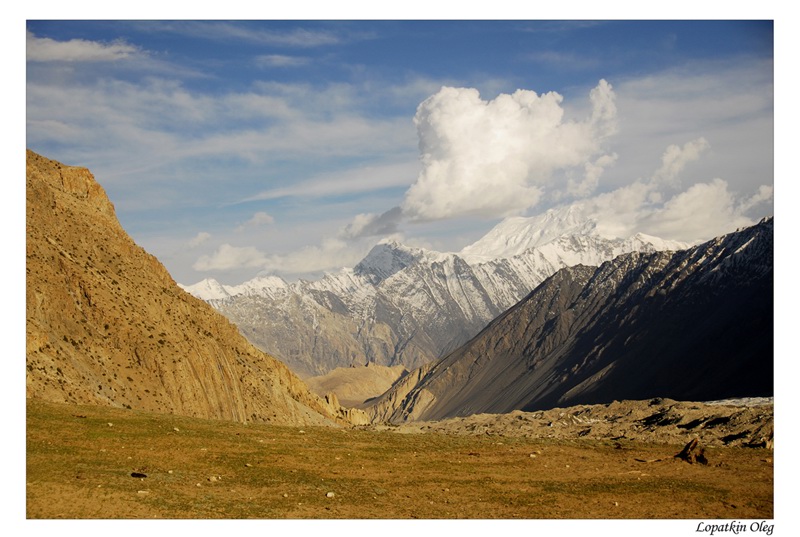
[675,438,709,465]
[326,491,335,498]
[173,427,180,432]
[130,472,147,478]
[386,399,773,449]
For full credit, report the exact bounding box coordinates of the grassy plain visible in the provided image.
[26,399,772,519]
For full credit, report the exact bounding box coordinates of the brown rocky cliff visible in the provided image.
[26,150,367,426]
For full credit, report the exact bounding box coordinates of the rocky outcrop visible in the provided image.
[388,397,774,450]
[25,150,366,426]
[365,219,773,423]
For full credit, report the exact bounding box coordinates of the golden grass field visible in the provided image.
[26,399,773,520]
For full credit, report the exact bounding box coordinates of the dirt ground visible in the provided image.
[26,398,773,520]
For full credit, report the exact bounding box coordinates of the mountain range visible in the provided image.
[26,149,773,430]
[26,150,367,426]
[365,217,774,423]
[182,206,688,378]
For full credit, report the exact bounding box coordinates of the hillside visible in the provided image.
[25,150,366,426]
[366,219,773,423]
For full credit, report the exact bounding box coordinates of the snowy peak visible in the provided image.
[459,205,596,262]
[180,274,289,302]
[179,278,231,301]
[459,205,694,264]
[624,233,691,253]
[354,240,442,285]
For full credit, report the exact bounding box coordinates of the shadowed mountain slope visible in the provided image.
[367,218,773,423]
[26,150,366,426]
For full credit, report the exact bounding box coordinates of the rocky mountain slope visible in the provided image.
[26,150,367,426]
[366,218,773,423]
[183,209,687,378]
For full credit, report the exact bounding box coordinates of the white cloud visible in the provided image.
[193,244,268,272]
[739,185,774,213]
[26,76,416,188]
[188,231,211,248]
[401,80,618,221]
[191,235,379,277]
[259,238,372,276]
[339,207,403,240]
[567,153,618,198]
[26,30,141,63]
[239,160,418,203]
[637,178,758,241]
[256,54,310,68]
[609,58,773,195]
[235,212,275,232]
[652,137,710,187]
[166,22,346,48]
[581,174,773,243]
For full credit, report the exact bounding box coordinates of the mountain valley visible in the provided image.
[24,151,775,520]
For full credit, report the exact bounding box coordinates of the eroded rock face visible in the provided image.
[25,150,366,426]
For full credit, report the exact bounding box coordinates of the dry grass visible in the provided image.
[26,399,773,519]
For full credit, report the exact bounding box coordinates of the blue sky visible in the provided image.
[25,19,776,285]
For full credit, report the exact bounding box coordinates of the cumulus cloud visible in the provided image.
[738,185,774,214]
[235,211,275,232]
[637,178,760,241]
[26,30,141,62]
[339,206,403,240]
[258,238,374,275]
[191,236,379,276]
[583,175,772,243]
[652,137,710,187]
[193,244,268,271]
[567,153,618,198]
[188,231,211,248]
[401,80,617,221]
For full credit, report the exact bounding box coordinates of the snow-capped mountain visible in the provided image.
[181,206,690,377]
[179,274,289,301]
[366,218,774,423]
[459,203,597,262]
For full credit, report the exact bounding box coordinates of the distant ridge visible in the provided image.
[366,218,774,423]
[183,207,689,378]
[26,150,367,426]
